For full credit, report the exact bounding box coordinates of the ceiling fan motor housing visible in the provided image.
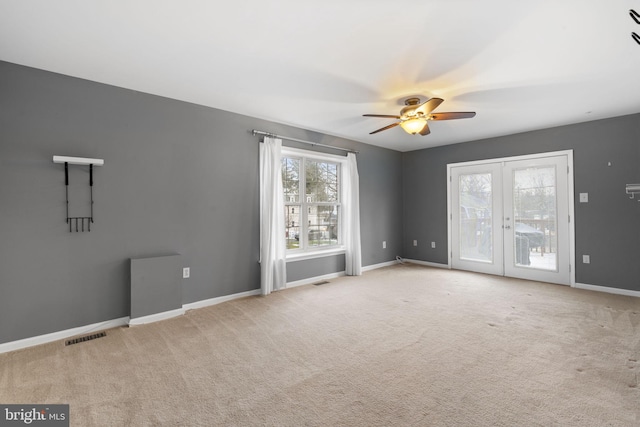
[400,98,423,118]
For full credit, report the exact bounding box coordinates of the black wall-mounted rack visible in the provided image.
[53,156,104,232]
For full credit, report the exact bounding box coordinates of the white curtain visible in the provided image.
[344,152,362,275]
[259,137,287,295]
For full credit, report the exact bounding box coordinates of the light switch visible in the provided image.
[579,193,588,203]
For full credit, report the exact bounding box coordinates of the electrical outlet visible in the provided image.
[383,241,386,249]
[431,241,436,248]
[413,240,418,247]
[582,255,590,264]
[579,193,589,203]
[183,267,190,278]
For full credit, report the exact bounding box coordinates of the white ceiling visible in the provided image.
[1,1,640,152]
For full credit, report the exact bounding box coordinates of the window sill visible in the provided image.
[286,247,346,262]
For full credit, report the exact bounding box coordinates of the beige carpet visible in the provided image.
[1,264,639,426]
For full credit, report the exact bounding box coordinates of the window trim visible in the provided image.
[281,146,347,259]
[286,247,346,262]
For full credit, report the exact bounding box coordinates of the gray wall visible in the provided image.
[0,61,403,344]
[3,58,637,346]
[286,255,345,283]
[402,114,640,291]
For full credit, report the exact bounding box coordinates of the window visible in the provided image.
[282,150,342,254]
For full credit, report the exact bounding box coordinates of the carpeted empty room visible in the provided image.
[1,264,639,426]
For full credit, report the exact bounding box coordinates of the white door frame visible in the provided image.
[447,150,575,287]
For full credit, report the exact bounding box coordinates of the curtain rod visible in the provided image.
[251,130,358,154]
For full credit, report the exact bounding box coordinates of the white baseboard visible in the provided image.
[402,259,450,269]
[286,271,346,289]
[287,258,439,288]
[400,263,638,297]
[362,260,398,272]
[129,308,185,326]
[183,289,261,311]
[286,259,401,288]
[14,267,633,355]
[574,283,640,298]
[0,316,130,354]
[1,288,264,354]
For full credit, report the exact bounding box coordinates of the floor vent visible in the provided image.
[313,280,330,286]
[65,331,106,346]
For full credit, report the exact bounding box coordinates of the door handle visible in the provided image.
[505,225,511,229]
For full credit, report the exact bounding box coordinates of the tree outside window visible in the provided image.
[282,156,340,251]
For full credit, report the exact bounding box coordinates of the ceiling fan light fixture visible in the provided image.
[400,117,427,134]
[363,96,474,136]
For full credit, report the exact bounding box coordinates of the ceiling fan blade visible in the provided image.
[369,122,400,134]
[429,112,476,120]
[415,98,444,116]
[419,122,431,136]
[363,114,401,119]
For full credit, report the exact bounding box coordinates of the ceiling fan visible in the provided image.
[363,97,476,136]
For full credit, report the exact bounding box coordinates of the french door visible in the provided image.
[449,153,573,285]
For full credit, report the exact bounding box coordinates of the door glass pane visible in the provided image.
[512,166,557,271]
[459,173,493,262]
